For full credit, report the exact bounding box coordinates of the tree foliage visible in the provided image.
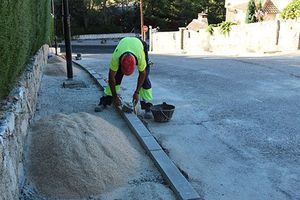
[206,24,216,35]
[53,0,225,36]
[0,0,52,99]
[219,21,236,35]
[281,0,300,20]
[246,0,257,23]
[143,0,225,31]
[54,0,138,37]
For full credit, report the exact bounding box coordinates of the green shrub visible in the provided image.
[0,0,51,99]
[281,0,300,20]
[246,0,257,23]
[206,24,217,35]
[219,21,237,35]
[50,14,55,45]
[257,0,263,11]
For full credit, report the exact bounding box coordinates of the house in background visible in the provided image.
[225,0,293,23]
[186,12,209,32]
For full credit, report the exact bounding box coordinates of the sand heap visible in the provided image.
[43,56,67,76]
[28,112,140,199]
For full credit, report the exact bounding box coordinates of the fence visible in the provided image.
[73,33,138,40]
[150,20,300,54]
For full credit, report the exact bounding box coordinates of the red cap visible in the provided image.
[121,53,136,76]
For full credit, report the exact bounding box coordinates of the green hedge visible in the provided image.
[0,0,51,99]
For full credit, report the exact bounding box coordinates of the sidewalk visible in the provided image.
[21,56,175,200]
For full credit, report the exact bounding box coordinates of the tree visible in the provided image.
[246,0,257,23]
[281,0,300,20]
[143,0,225,31]
[257,0,262,11]
[53,0,226,35]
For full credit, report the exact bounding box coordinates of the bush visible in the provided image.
[50,14,55,45]
[219,21,237,35]
[0,0,51,99]
[281,0,300,20]
[206,24,217,35]
[246,0,257,23]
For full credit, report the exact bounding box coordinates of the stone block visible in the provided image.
[150,150,201,200]
[0,45,48,199]
[93,74,101,79]
[122,113,152,138]
[89,69,97,75]
[6,113,15,137]
[0,140,3,168]
[62,80,87,89]
[140,136,162,151]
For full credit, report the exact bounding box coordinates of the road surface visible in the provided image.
[74,51,300,200]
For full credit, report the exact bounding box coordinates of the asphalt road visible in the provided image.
[74,51,300,200]
[60,45,116,54]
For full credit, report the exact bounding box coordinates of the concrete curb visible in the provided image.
[73,60,201,200]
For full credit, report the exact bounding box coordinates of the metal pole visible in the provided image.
[62,0,73,79]
[51,0,58,55]
[140,0,144,40]
[149,25,152,52]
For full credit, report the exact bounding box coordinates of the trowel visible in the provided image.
[122,100,138,115]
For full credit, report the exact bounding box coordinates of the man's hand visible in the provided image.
[132,92,139,105]
[112,95,121,107]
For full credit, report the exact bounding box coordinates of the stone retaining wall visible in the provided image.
[0,45,48,199]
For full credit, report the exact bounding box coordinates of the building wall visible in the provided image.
[225,0,293,23]
[278,20,300,51]
[226,8,247,23]
[152,31,181,54]
[225,0,249,7]
[151,20,300,54]
[272,0,293,10]
[264,13,277,21]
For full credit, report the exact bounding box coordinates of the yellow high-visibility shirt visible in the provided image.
[109,37,146,72]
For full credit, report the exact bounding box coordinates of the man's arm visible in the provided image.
[108,69,121,106]
[135,70,146,94]
[108,69,117,97]
[132,70,146,104]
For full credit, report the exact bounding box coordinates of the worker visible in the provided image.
[98,37,153,118]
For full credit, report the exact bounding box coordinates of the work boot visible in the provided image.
[95,96,113,112]
[98,96,113,106]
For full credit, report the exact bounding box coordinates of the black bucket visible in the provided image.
[150,102,175,122]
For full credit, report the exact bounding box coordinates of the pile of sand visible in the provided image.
[28,112,140,199]
[43,56,66,76]
[44,63,67,76]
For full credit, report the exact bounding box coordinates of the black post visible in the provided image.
[51,0,58,55]
[62,0,73,79]
[140,0,144,40]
